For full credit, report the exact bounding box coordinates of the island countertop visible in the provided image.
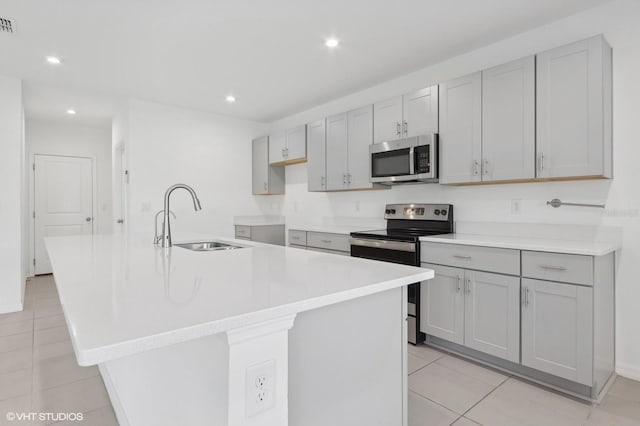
[45,234,433,366]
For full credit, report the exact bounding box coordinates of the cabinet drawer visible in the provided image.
[522,251,593,286]
[288,230,307,246]
[235,225,251,239]
[421,242,520,275]
[306,232,350,253]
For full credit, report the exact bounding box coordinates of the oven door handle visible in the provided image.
[350,238,416,253]
[408,146,415,176]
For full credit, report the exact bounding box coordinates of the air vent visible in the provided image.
[0,17,15,34]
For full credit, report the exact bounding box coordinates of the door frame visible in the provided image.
[28,153,97,277]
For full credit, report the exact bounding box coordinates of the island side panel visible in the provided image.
[288,287,406,426]
[100,334,231,426]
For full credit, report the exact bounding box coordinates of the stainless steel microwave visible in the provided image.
[370,134,438,184]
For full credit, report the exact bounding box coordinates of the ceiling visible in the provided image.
[0,0,611,125]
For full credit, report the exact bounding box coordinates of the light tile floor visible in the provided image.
[0,275,116,425]
[2,276,640,425]
[408,343,640,426]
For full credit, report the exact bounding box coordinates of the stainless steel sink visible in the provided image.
[174,241,245,251]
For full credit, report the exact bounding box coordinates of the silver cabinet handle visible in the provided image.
[473,160,480,175]
[321,176,325,187]
[456,276,461,293]
[525,287,530,306]
[116,219,124,224]
[403,121,408,136]
[85,217,92,222]
[539,265,567,271]
[466,278,472,294]
[396,122,401,137]
[347,173,352,184]
[453,255,471,260]
[321,239,332,244]
[343,174,347,184]
[291,236,300,241]
[483,159,489,175]
[285,147,289,157]
[263,182,268,191]
[538,153,545,172]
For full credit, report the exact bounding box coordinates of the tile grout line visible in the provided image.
[459,375,512,420]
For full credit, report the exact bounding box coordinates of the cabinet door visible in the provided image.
[268,130,286,164]
[402,86,438,137]
[252,137,269,194]
[307,119,327,192]
[522,278,593,385]
[482,56,535,182]
[325,112,349,191]
[285,124,307,162]
[464,271,520,363]
[439,72,482,184]
[536,36,611,179]
[347,105,374,189]
[373,96,403,143]
[420,263,464,345]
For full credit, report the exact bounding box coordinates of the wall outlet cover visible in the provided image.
[245,360,276,418]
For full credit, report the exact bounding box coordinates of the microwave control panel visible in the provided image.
[415,145,431,173]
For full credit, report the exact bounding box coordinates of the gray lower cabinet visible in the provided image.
[235,224,285,246]
[288,229,350,255]
[521,278,593,385]
[420,263,520,363]
[252,136,285,195]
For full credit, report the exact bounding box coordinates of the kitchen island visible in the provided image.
[45,234,433,426]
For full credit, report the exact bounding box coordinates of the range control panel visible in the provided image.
[384,203,451,221]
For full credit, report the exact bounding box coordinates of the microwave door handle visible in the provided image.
[409,147,415,175]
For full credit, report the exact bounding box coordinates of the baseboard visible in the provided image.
[98,364,130,426]
[616,363,640,382]
[0,302,24,315]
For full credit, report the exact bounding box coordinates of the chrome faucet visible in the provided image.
[161,184,202,248]
[154,209,176,245]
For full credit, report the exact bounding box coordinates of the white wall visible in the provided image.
[269,0,640,379]
[123,99,269,238]
[0,75,25,313]
[26,120,113,237]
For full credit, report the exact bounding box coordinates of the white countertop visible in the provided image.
[420,233,620,256]
[287,224,381,235]
[45,234,432,366]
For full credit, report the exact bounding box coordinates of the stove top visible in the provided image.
[350,203,454,243]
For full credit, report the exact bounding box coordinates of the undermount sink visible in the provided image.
[174,241,245,251]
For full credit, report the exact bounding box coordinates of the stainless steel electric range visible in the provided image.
[350,203,454,344]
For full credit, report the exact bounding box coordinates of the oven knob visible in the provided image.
[434,209,441,216]
[385,209,391,214]
[390,209,396,214]
[440,209,447,216]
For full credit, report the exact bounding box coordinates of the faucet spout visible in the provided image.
[161,184,202,248]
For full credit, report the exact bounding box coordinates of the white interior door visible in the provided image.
[34,155,93,275]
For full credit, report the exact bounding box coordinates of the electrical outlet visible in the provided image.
[245,360,276,418]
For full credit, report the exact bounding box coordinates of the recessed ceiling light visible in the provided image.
[66,109,76,115]
[225,95,236,103]
[325,38,339,48]
[46,56,62,65]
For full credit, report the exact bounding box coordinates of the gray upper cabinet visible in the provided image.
[347,105,374,189]
[521,278,593,385]
[325,112,349,191]
[373,96,403,143]
[482,56,535,182]
[269,125,307,165]
[536,35,612,179]
[252,136,284,195]
[439,72,482,184]
[464,270,520,363]
[307,118,327,192]
[402,87,439,137]
[373,86,438,143]
[325,106,386,191]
